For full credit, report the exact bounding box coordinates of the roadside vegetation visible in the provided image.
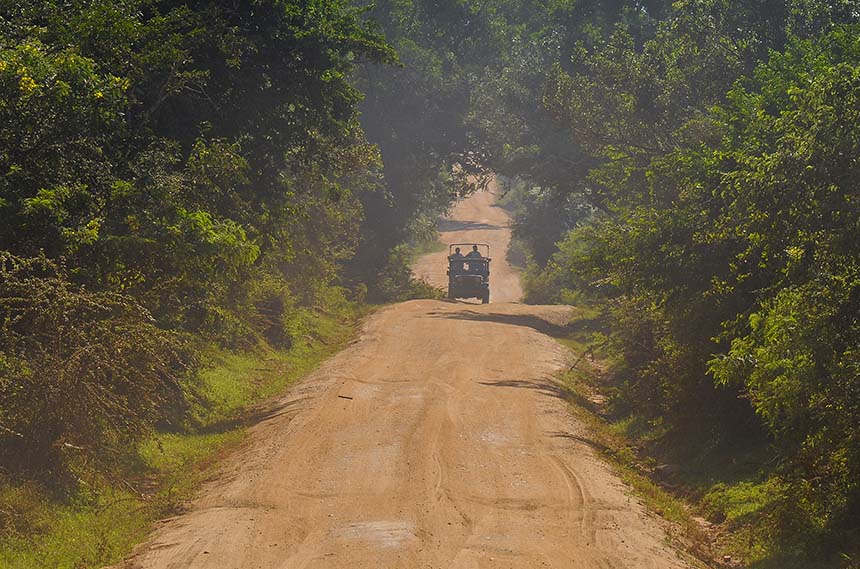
[0,0,469,564]
[554,308,858,568]
[0,300,359,568]
[3,0,860,567]
[469,1,860,565]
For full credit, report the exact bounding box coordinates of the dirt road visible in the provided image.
[117,184,695,569]
[411,183,522,303]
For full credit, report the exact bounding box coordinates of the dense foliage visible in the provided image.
[4,0,860,564]
[1,0,396,324]
[0,253,195,478]
[470,0,860,563]
[0,0,402,482]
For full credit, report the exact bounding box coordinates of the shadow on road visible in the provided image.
[197,396,310,434]
[428,310,573,337]
[429,309,604,342]
[437,219,505,232]
[548,430,613,454]
[477,378,569,400]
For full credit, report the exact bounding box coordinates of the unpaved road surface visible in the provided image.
[117,184,695,569]
[411,182,522,303]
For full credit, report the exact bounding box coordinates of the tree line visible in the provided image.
[3,0,860,564]
[469,0,860,564]
[0,0,487,485]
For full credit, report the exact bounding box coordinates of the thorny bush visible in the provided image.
[0,253,197,481]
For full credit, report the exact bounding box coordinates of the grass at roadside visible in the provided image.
[0,306,362,569]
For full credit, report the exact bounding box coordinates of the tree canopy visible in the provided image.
[472,1,860,562]
[3,0,860,564]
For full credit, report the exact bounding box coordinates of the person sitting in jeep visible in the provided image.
[466,244,482,258]
[451,247,464,259]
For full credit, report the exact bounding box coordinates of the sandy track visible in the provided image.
[411,180,522,303]
[116,185,695,569]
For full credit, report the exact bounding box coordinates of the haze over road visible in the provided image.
[412,183,522,303]
[117,184,695,568]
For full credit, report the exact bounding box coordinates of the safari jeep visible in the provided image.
[447,243,490,303]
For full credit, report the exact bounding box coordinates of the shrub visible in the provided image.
[0,253,197,480]
[371,243,444,302]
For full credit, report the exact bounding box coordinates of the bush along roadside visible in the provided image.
[0,260,365,569]
[369,237,447,303]
[551,307,860,569]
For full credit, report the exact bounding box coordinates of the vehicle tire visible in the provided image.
[447,288,455,300]
[482,289,490,304]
